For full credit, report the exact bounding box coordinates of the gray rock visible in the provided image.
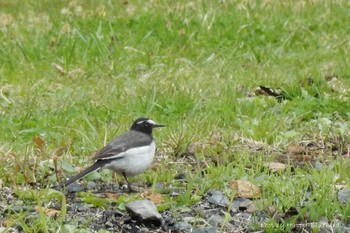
[105,220,114,228]
[237,212,252,221]
[314,161,323,170]
[174,173,187,180]
[193,227,217,233]
[125,200,163,226]
[173,221,192,232]
[207,214,235,229]
[338,189,350,204]
[86,181,97,190]
[315,218,347,233]
[255,174,268,182]
[343,223,350,232]
[67,203,88,212]
[66,182,84,192]
[207,190,229,207]
[317,217,332,233]
[239,199,257,213]
[139,227,150,233]
[155,182,164,189]
[231,197,248,213]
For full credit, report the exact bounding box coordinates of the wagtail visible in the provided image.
[61,117,165,192]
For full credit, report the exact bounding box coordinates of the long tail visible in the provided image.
[60,160,107,189]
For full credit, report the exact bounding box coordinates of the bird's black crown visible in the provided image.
[130,117,165,135]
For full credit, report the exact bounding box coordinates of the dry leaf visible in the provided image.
[50,146,69,157]
[105,192,120,201]
[35,205,61,217]
[0,13,13,27]
[52,63,66,75]
[254,85,289,102]
[229,180,261,199]
[239,199,257,213]
[149,193,164,204]
[141,191,164,204]
[232,135,266,151]
[33,135,45,149]
[265,162,286,172]
[333,174,341,183]
[335,180,347,190]
[327,77,348,94]
[178,28,186,35]
[284,144,313,163]
[268,205,277,215]
[287,144,306,155]
[0,217,13,227]
[335,184,346,190]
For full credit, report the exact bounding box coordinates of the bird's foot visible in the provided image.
[121,184,139,193]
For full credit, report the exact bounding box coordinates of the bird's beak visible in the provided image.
[153,123,166,128]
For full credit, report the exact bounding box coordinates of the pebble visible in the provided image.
[206,190,229,207]
[125,200,163,226]
[239,199,257,213]
[342,223,350,232]
[66,183,84,192]
[237,212,252,221]
[314,161,323,170]
[318,217,332,233]
[139,227,150,233]
[67,203,88,212]
[173,221,192,232]
[338,189,350,204]
[174,173,187,180]
[154,183,164,192]
[231,197,247,213]
[207,214,234,229]
[102,210,124,222]
[86,181,97,190]
[193,227,217,233]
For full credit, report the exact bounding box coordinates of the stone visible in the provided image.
[154,183,164,191]
[173,221,192,232]
[66,183,84,192]
[239,199,257,213]
[314,161,323,170]
[318,217,332,233]
[231,197,248,213]
[125,200,163,226]
[86,181,97,190]
[193,227,217,233]
[206,190,229,207]
[139,227,150,233]
[67,203,88,212]
[174,173,187,180]
[338,189,350,204]
[266,162,286,172]
[207,214,234,229]
[102,210,123,222]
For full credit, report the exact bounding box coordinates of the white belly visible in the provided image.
[103,141,156,176]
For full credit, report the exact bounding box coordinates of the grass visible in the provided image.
[1,0,350,232]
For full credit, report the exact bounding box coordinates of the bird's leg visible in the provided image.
[122,172,134,193]
[112,171,119,191]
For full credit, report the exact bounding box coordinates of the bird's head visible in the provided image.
[130,117,165,135]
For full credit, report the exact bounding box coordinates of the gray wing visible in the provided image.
[93,130,152,160]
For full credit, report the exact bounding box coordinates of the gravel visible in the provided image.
[2,184,350,232]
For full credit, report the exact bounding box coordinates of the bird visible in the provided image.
[61,117,165,192]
